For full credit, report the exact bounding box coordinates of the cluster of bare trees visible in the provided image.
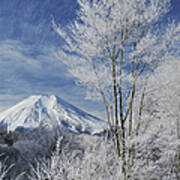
[54,0,180,178]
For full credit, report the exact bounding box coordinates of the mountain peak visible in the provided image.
[0,95,106,135]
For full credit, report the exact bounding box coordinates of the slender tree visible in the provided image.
[54,0,180,178]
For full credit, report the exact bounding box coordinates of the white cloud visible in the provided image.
[0,40,105,118]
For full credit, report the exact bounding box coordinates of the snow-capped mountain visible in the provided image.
[0,95,106,135]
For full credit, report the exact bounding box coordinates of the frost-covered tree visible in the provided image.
[138,58,180,179]
[30,134,121,180]
[54,0,180,178]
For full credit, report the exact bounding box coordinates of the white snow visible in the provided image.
[0,94,106,135]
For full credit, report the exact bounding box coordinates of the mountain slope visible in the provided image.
[0,95,106,135]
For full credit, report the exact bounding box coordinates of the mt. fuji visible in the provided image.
[0,95,106,135]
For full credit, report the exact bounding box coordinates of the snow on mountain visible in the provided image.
[0,95,106,135]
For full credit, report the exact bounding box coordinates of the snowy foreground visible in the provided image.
[0,95,119,180]
[0,94,179,179]
[0,128,119,180]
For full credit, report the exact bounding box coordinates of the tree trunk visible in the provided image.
[112,59,120,157]
[119,47,126,176]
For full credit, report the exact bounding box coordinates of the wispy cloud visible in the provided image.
[0,40,70,95]
[0,0,104,118]
[0,40,105,118]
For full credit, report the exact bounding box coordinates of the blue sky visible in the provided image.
[0,0,179,118]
